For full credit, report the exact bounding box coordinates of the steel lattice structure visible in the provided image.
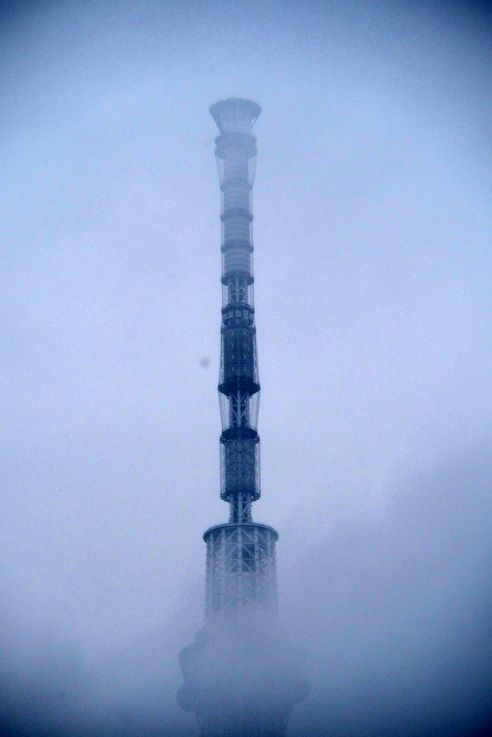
[177,99,307,737]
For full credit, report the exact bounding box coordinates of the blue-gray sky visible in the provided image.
[1,1,492,735]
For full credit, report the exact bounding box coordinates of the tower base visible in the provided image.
[178,620,308,737]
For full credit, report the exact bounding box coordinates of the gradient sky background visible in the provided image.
[1,1,492,735]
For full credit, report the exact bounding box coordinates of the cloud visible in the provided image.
[286,438,492,736]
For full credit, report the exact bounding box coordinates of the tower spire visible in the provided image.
[214,98,261,527]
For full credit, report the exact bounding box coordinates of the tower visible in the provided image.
[178,99,307,737]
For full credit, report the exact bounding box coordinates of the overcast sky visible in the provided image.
[1,1,492,735]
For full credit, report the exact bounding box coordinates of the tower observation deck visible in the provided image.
[177,99,308,737]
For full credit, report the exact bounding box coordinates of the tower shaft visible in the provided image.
[178,99,307,737]
[203,98,278,624]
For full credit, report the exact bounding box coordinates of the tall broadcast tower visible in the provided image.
[178,99,307,737]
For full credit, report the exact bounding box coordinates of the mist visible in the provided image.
[1,1,492,735]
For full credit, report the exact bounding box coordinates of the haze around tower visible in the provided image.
[1,1,492,736]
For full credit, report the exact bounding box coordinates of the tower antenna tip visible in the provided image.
[209,98,261,133]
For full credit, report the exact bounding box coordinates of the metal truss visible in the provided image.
[204,523,278,620]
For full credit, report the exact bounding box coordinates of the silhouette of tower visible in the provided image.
[178,99,307,737]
